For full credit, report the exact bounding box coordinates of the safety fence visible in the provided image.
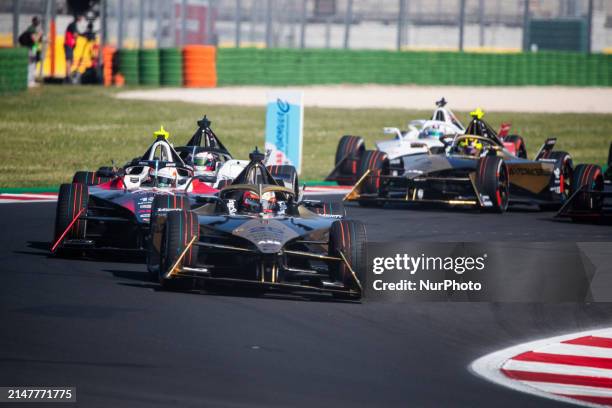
[0,48,28,94]
[216,48,612,87]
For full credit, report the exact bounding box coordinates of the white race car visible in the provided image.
[327,99,525,185]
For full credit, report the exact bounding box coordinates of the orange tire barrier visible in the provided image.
[182,45,217,88]
[102,46,116,87]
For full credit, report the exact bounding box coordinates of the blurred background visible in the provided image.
[1,0,611,52]
[0,0,610,91]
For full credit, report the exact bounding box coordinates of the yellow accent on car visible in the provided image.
[154,126,170,139]
[470,108,485,119]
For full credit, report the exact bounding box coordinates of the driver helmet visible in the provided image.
[241,191,261,213]
[261,191,277,213]
[458,137,483,156]
[149,167,178,188]
[193,152,217,173]
[420,127,444,139]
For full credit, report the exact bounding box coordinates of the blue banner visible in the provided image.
[264,91,304,174]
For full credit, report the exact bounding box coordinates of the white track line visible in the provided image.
[535,343,612,359]
[521,382,612,397]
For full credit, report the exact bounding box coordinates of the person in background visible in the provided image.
[18,16,43,87]
[64,15,83,83]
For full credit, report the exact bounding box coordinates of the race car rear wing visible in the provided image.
[534,138,557,160]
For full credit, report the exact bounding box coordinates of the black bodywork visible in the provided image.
[152,152,363,298]
[347,116,569,209]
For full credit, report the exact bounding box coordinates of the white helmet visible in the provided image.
[261,191,277,213]
[148,167,177,188]
[194,152,217,173]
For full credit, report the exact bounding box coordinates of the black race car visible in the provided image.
[51,128,217,255]
[147,149,367,300]
[345,110,602,213]
[556,141,612,222]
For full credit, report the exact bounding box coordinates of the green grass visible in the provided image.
[0,86,611,188]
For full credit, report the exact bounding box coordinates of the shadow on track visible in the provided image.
[108,267,360,304]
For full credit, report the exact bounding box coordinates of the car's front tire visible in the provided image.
[159,210,200,291]
[476,155,509,213]
[328,220,367,299]
[147,194,190,280]
[53,183,88,255]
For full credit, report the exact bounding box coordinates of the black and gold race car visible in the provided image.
[345,109,603,214]
[147,149,367,300]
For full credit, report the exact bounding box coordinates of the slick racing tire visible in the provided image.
[328,220,367,300]
[356,150,388,207]
[266,165,299,197]
[147,194,190,281]
[54,183,88,255]
[335,135,365,185]
[159,210,200,291]
[476,155,509,213]
[312,201,345,217]
[540,151,573,210]
[72,171,110,186]
[571,164,604,215]
[504,135,528,159]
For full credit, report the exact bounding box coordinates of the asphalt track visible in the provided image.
[1,201,612,407]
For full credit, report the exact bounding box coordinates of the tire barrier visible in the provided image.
[117,49,139,85]
[217,48,612,87]
[183,45,217,88]
[0,48,28,93]
[160,47,183,87]
[139,49,160,86]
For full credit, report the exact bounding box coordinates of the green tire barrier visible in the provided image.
[160,47,183,87]
[117,49,140,85]
[217,48,612,87]
[139,49,160,86]
[0,48,28,94]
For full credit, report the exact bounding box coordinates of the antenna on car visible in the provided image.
[436,97,447,107]
[249,147,265,162]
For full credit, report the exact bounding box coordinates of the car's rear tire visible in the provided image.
[356,150,387,207]
[335,135,365,185]
[266,165,299,197]
[72,171,110,186]
[328,220,367,299]
[147,194,190,280]
[504,135,527,159]
[571,164,604,214]
[159,210,200,291]
[54,183,88,255]
[476,155,509,213]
